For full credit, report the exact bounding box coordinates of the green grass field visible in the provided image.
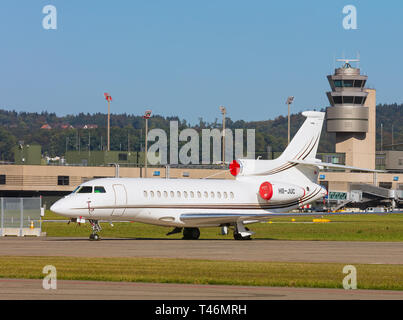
[42,210,403,241]
[1,211,402,290]
[1,256,403,290]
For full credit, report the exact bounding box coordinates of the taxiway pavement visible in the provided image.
[0,237,402,264]
[1,278,403,300]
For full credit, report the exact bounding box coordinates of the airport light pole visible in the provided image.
[143,110,152,178]
[104,93,112,152]
[286,96,294,145]
[219,106,226,164]
[380,123,383,151]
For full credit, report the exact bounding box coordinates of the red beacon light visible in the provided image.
[229,160,240,176]
[104,93,112,102]
[259,181,273,201]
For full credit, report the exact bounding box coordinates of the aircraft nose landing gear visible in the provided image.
[89,219,102,241]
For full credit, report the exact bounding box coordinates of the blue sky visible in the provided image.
[0,0,402,123]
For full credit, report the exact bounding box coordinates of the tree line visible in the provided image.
[0,103,401,162]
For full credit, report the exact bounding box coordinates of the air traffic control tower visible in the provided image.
[326,59,376,169]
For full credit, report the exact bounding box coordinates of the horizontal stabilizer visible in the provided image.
[289,159,385,173]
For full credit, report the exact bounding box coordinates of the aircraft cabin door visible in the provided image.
[112,184,127,216]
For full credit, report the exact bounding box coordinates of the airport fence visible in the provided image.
[0,197,42,237]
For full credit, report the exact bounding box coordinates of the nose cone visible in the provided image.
[50,200,65,215]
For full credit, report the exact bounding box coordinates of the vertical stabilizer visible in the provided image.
[279,111,325,161]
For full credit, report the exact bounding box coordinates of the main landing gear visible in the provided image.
[182,227,200,240]
[89,219,101,241]
[166,227,201,240]
[233,222,254,240]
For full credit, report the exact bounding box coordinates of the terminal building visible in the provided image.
[0,59,402,210]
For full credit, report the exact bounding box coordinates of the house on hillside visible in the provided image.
[60,124,74,129]
[83,124,98,129]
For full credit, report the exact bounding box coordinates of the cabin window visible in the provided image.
[150,191,155,198]
[157,191,161,198]
[190,191,195,198]
[197,191,201,198]
[94,186,106,193]
[143,191,148,197]
[184,191,188,198]
[177,191,181,198]
[163,191,168,198]
[223,192,228,199]
[170,191,174,198]
[230,192,234,199]
[203,191,208,198]
[78,186,92,193]
[217,192,222,199]
[210,192,215,199]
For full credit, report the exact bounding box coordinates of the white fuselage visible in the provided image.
[50,174,326,228]
[50,111,329,229]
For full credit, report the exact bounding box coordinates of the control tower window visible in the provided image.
[343,96,354,104]
[354,97,364,104]
[354,80,363,87]
[333,96,342,104]
[334,80,343,87]
[343,80,354,87]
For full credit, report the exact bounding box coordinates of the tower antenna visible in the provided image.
[336,58,360,68]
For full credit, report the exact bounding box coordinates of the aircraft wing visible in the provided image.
[179,213,271,225]
[180,211,403,225]
[289,159,385,173]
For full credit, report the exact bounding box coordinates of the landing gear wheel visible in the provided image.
[88,219,102,241]
[89,233,100,241]
[183,228,200,240]
[233,232,251,240]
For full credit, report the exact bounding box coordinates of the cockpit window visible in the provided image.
[71,186,80,194]
[77,186,93,193]
[94,186,106,193]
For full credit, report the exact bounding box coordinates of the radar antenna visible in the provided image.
[336,58,360,69]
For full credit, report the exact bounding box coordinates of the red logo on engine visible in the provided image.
[259,182,273,200]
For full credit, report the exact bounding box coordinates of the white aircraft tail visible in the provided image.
[236,111,325,178]
[278,111,325,162]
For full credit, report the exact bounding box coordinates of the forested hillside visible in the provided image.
[0,104,401,162]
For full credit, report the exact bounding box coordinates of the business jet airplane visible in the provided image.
[50,111,381,240]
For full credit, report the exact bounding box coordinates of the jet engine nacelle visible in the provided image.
[259,181,305,203]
